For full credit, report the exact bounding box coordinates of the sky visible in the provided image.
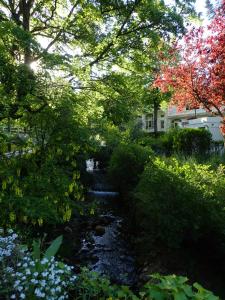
[195,0,208,17]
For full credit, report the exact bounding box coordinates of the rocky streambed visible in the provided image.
[74,168,138,286]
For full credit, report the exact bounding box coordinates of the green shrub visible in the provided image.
[92,124,130,169]
[162,128,212,156]
[142,274,219,300]
[134,157,225,247]
[73,268,138,300]
[73,269,219,300]
[134,128,212,157]
[205,152,225,169]
[0,152,83,228]
[108,143,152,194]
[136,134,165,154]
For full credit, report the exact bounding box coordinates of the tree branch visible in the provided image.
[30,0,58,33]
[33,0,80,61]
[89,0,141,67]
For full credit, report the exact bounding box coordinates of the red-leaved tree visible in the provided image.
[154,0,225,134]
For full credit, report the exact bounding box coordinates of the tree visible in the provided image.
[0,0,197,123]
[0,0,199,228]
[154,0,225,134]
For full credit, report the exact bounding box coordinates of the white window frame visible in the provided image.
[145,114,153,130]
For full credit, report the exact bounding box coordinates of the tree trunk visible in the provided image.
[7,117,11,152]
[22,0,32,65]
[153,99,159,137]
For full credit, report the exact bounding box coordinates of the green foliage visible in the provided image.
[134,157,225,247]
[43,235,63,259]
[0,152,81,228]
[92,124,130,168]
[32,239,41,260]
[0,92,98,229]
[142,274,219,300]
[0,132,8,154]
[0,0,198,127]
[73,268,138,300]
[108,143,152,194]
[32,235,63,261]
[204,152,225,169]
[73,269,219,300]
[1,232,219,300]
[161,128,212,156]
[0,230,75,300]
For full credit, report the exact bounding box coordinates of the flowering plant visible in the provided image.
[0,229,76,300]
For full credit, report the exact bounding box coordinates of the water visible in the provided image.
[76,165,137,285]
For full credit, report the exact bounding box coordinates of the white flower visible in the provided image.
[40,280,46,287]
[25,269,31,275]
[41,258,49,265]
[17,286,23,292]
[1,229,76,300]
[56,286,62,292]
[14,280,20,287]
[42,271,48,277]
[31,279,38,284]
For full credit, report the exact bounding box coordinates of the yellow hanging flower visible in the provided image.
[2,180,7,190]
[71,161,76,167]
[8,176,13,184]
[57,148,62,155]
[63,207,72,222]
[38,218,43,226]
[9,212,16,222]
[68,183,74,193]
[15,187,23,197]
[90,208,95,215]
[23,216,28,223]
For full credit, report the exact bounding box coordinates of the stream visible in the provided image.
[75,161,137,286]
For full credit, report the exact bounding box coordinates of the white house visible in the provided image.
[142,106,224,142]
[141,110,168,133]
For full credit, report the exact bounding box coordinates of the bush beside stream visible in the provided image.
[107,141,225,297]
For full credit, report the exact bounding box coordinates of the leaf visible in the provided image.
[44,235,63,259]
[32,239,41,260]
[19,244,28,252]
[150,288,167,300]
[174,291,188,300]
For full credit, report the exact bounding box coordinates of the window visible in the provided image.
[161,120,165,129]
[145,114,153,130]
